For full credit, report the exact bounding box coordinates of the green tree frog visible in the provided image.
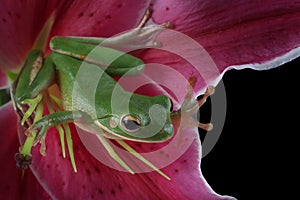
[10,12,214,180]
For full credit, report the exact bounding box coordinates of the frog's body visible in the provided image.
[13,36,173,143]
[11,32,175,177]
[51,49,173,142]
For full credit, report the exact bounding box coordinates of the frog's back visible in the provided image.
[51,52,117,118]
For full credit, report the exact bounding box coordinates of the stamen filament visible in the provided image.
[117,140,171,181]
[96,135,134,174]
[64,124,77,173]
[56,125,66,158]
[45,91,66,158]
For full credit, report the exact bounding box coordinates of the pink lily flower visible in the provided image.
[1,0,299,199]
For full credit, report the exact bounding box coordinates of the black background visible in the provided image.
[200,57,299,199]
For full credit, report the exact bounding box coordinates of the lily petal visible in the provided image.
[50,0,150,38]
[0,103,50,199]
[0,71,7,87]
[0,1,58,71]
[144,0,300,95]
[2,1,299,199]
[0,0,150,72]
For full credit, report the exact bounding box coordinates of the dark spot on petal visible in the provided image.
[8,11,11,16]
[62,181,66,186]
[149,3,153,7]
[5,185,11,191]
[175,169,179,173]
[89,13,94,17]
[166,7,170,11]
[86,168,91,176]
[78,12,84,18]
[117,3,123,8]
[55,163,59,168]
[98,188,103,194]
[183,159,187,163]
[91,194,94,199]
[94,166,100,173]
[82,185,86,189]
[74,145,79,151]
[97,20,102,25]
[46,164,50,169]
[81,159,86,164]
[111,189,115,195]
[106,15,112,20]
[118,184,122,190]
[2,18,6,22]
[135,143,142,148]
[16,13,21,19]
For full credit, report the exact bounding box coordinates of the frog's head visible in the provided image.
[96,77,214,143]
[97,93,174,143]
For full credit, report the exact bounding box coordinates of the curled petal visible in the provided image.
[0,1,59,71]
[26,124,235,199]
[0,0,150,72]
[145,0,300,95]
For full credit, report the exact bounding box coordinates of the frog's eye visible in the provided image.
[169,99,173,112]
[121,115,141,133]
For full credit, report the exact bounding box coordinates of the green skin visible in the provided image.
[13,36,174,144]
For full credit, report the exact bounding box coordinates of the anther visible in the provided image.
[14,153,32,170]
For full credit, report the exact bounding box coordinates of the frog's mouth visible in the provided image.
[94,113,174,143]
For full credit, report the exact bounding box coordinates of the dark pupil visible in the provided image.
[123,119,140,131]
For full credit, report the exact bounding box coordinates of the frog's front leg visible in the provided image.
[12,50,55,128]
[27,111,85,141]
[20,110,136,175]
[17,111,84,171]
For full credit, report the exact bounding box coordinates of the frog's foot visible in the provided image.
[102,8,171,50]
[17,92,78,172]
[18,94,43,128]
[171,77,214,141]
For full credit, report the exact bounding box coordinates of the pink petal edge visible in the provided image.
[25,124,235,199]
